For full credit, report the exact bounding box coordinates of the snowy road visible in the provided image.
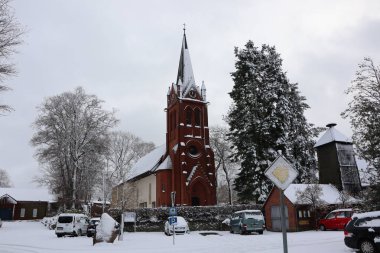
[0,221,356,253]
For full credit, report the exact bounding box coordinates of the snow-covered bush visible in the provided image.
[109,204,261,232]
[41,216,58,230]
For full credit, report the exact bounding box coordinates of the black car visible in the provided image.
[344,211,380,253]
[86,217,100,237]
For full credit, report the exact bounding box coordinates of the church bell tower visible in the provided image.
[160,30,217,206]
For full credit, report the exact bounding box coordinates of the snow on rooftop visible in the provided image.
[0,188,55,202]
[156,155,172,171]
[284,184,358,205]
[177,34,196,95]
[127,145,166,180]
[314,125,352,148]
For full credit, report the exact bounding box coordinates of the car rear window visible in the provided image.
[58,216,73,223]
[245,212,263,219]
[355,217,380,227]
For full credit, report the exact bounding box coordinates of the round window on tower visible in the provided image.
[188,145,200,157]
[189,89,196,98]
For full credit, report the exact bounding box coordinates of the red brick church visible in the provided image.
[112,31,216,208]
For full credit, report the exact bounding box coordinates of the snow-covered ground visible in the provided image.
[0,221,355,253]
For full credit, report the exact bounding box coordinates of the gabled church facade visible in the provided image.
[111,31,216,208]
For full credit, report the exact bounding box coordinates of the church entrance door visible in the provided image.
[190,179,209,206]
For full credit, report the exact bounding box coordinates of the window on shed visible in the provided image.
[298,210,303,218]
[33,208,38,218]
[20,208,25,218]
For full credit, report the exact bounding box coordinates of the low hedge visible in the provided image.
[109,204,262,232]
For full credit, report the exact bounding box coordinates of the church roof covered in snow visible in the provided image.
[126,144,170,181]
[0,188,55,202]
[314,123,352,148]
[284,184,359,205]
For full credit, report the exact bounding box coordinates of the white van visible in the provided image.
[55,213,89,237]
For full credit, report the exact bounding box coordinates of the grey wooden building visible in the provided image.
[314,123,361,194]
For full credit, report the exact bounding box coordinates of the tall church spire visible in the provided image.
[176,28,195,96]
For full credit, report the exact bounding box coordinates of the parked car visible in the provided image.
[55,213,89,237]
[229,210,265,235]
[164,216,189,236]
[344,211,380,253]
[318,209,354,231]
[86,217,101,237]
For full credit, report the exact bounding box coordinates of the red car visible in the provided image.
[318,209,354,231]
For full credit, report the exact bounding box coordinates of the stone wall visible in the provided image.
[109,204,262,232]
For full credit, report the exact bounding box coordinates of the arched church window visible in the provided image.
[194,108,201,126]
[186,108,192,125]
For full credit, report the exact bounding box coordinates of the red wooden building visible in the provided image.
[0,188,55,220]
[263,184,359,232]
[112,31,216,208]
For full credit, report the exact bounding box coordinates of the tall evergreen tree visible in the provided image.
[226,41,318,203]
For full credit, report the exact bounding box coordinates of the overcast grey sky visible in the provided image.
[0,0,379,188]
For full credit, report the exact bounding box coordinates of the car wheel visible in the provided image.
[240,228,245,235]
[258,230,263,235]
[359,240,376,253]
[319,225,326,231]
[56,234,63,238]
[230,229,234,234]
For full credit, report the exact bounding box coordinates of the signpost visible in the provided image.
[169,191,177,245]
[265,154,298,253]
[124,212,137,232]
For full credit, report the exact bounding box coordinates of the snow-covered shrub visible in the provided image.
[41,216,58,230]
[109,204,261,232]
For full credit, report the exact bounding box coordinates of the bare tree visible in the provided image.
[0,168,11,187]
[0,0,23,114]
[104,131,154,209]
[31,87,118,209]
[337,189,352,208]
[209,126,238,205]
[296,184,326,229]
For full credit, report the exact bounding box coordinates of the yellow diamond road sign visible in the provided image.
[265,155,298,190]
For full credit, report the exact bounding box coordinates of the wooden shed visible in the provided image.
[0,188,55,220]
[263,184,358,232]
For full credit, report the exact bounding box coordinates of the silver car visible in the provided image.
[164,216,189,236]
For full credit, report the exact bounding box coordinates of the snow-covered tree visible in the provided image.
[31,87,118,209]
[0,0,23,114]
[226,41,319,203]
[209,125,238,205]
[0,168,12,187]
[342,57,380,208]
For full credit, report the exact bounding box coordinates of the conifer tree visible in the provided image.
[226,41,319,203]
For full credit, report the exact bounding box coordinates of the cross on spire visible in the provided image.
[183,23,186,35]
